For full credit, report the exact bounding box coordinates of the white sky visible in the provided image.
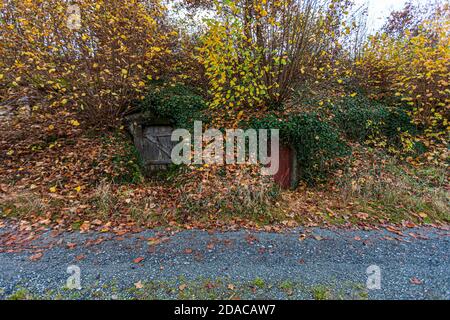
[356,0,434,32]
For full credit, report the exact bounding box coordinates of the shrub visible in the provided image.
[333,96,418,148]
[137,83,207,129]
[356,2,449,161]
[196,0,358,124]
[248,113,350,184]
[0,0,174,126]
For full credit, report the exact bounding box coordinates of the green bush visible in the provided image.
[138,83,207,129]
[333,96,418,146]
[248,113,350,185]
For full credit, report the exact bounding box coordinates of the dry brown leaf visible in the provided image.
[29,252,43,261]
[133,257,144,264]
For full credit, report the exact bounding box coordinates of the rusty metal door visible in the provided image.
[273,145,294,189]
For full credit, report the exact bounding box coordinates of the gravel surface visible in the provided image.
[0,226,449,300]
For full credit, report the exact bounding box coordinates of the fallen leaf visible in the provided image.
[69,119,80,126]
[67,242,77,249]
[148,237,161,246]
[92,219,102,225]
[410,277,423,285]
[356,212,369,220]
[75,254,85,261]
[80,221,90,232]
[134,281,144,289]
[179,284,187,291]
[298,234,307,241]
[29,252,43,261]
[133,257,144,264]
[227,284,235,290]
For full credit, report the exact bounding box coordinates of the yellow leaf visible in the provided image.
[70,120,80,126]
[418,212,428,218]
[74,186,82,193]
[49,186,57,193]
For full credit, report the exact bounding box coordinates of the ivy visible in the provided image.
[247,113,350,185]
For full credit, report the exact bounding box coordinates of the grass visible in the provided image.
[252,278,266,289]
[2,279,371,300]
[311,285,331,300]
[0,193,63,220]
[337,154,449,224]
[6,288,34,300]
[288,148,449,227]
[1,137,447,230]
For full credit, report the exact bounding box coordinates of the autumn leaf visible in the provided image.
[133,257,144,264]
[76,254,85,261]
[178,284,187,291]
[29,252,43,261]
[298,234,307,241]
[148,237,161,246]
[418,212,428,219]
[69,120,80,127]
[134,281,144,289]
[356,212,369,220]
[79,221,90,232]
[67,242,77,249]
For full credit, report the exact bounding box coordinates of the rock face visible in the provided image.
[125,112,175,175]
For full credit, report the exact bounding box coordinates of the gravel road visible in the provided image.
[0,226,449,300]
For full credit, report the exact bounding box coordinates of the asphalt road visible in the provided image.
[0,226,449,300]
